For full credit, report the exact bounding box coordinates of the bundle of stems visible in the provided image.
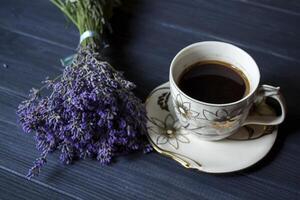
[52,0,120,47]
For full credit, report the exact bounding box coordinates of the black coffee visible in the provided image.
[178,61,249,104]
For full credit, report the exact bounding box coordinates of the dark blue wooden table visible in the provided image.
[0,0,299,199]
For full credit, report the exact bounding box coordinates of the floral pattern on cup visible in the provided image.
[158,91,275,139]
[148,114,190,149]
[174,94,200,123]
[173,93,243,127]
[201,108,243,129]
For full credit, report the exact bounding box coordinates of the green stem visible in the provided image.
[51,0,79,28]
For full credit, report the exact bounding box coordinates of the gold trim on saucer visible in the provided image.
[147,135,202,170]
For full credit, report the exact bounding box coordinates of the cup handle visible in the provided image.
[242,85,287,126]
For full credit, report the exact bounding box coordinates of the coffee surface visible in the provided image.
[178,61,249,104]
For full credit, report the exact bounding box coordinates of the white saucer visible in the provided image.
[146,82,278,173]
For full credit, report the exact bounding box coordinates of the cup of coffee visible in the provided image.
[169,41,286,140]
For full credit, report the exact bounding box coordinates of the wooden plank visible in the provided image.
[0,0,77,49]
[0,116,298,200]
[239,0,300,15]
[118,0,300,62]
[0,27,71,97]
[0,168,76,200]
[0,0,300,62]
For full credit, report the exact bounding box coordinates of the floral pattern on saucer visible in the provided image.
[158,92,170,112]
[148,114,189,150]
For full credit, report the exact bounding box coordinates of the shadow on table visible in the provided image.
[242,115,298,173]
[210,114,299,178]
[103,0,156,100]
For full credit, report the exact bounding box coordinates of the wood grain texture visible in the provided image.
[0,27,65,97]
[240,0,300,15]
[0,116,298,200]
[0,168,76,200]
[0,0,77,49]
[0,0,300,199]
[1,0,300,62]
[118,0,300,62]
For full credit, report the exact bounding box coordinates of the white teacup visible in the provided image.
[170,41,286,140]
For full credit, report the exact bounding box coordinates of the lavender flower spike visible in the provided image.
[17,46,152,178]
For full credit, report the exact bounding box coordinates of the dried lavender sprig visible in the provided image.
[18,0,153,179]
[18,46,152,178]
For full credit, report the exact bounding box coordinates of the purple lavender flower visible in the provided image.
[17,45,152,179]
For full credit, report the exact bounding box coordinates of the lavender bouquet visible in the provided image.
[17,0,151,179]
